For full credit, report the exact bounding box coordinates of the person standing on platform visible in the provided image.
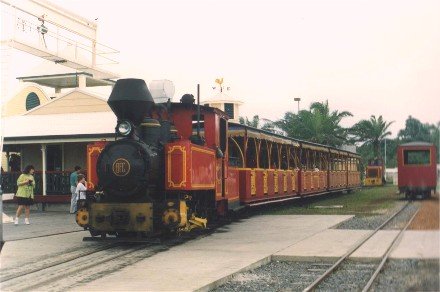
[70,166,81,213]
[75,174,87,210]
[15,165,36,225]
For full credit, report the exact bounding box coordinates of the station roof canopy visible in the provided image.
[2,111,116,148]
[16,72,115,89]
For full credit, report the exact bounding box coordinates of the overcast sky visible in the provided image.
[2,0,439,137]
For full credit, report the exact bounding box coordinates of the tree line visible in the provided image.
[239,101,439,168]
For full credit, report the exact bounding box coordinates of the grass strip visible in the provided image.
[260,185,399,216]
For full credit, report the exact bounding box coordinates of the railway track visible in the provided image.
[0,243,156,291]
[302,201,420,292]
[5,229,85,242]
[0,224,222,291]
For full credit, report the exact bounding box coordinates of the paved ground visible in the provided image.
[409,193,439,230]
[1,210,83,241]
[1,210,438,291]
[273,229,439,261]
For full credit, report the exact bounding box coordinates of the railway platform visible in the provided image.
[1,211,438,291]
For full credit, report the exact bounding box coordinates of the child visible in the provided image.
[74,174,87,213]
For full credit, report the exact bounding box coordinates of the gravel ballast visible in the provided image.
[371,259,439,292]
[212,259,439,292]
[335,201,420,230]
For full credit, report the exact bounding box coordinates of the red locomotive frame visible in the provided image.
[397,142,437,198]
[87,103,361,214]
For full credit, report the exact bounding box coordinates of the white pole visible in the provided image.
[41,144,47,196]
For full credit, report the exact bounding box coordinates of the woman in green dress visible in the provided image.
[15,165,36,225]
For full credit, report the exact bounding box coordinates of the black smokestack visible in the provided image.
[108,78,155,126]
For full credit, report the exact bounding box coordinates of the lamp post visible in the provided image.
[294,98,301,113]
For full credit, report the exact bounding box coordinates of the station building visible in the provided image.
[1,72,115,205]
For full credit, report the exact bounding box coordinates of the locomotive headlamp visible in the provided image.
[117,121,133,136]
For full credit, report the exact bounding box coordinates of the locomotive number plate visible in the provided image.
[112,158,131,176]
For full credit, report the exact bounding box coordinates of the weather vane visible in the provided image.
[213,78,230,93]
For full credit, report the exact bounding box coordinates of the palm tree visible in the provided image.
[275,100,352,147]
[239,115,261,128]
[350,115,394,158]
[398,116,435,143]
[239,115,277,133]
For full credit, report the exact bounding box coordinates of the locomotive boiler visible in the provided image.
[76,79,215,238]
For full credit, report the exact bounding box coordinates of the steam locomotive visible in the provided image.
[76,78,361,238]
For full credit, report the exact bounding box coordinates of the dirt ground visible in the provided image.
[408,192,439,230]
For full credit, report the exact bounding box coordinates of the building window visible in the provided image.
[26,92,40,110]
[224,103,234,119]
[46,145,63,171]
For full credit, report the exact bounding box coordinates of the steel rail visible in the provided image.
[6,229,84,242]
[362,208,420,292]
[1,244,151,291]
[302,201,412,292]
[2,224,218,290]
[0,243,117,282]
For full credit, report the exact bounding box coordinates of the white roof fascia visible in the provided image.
[3,111,117,138]
[3,136,114,145]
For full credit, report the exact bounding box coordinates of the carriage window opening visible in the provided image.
[312,152,318,170]
[403,150,430,165]
[300,150,307,169]
[319,153,325,170]
[294,149,300,169]
[288,149,295,169]
[306,151,312,170]
[260,141,269,169]
[246,138,258,168]
[191,114,205,134]
[228,138,243,167]
[280,145,288,170]
[271,144,279,169]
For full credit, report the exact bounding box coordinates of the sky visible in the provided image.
[2,0,440,138]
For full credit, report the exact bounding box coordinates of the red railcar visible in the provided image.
[397,142,438,198]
